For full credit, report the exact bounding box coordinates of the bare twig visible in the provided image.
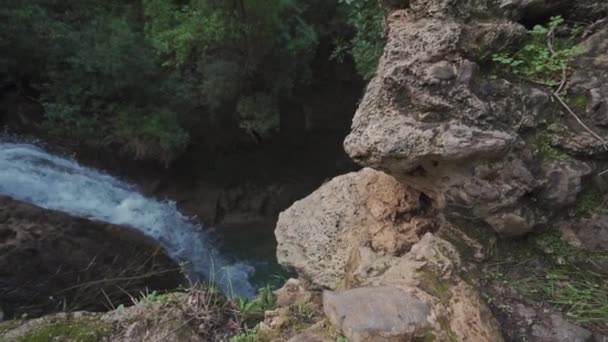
[157,316,197,342]
[552,92,608,150]
[59,268,181,293]
[101,288,116,311]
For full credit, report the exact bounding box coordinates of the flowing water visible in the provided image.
[0,139,255,297]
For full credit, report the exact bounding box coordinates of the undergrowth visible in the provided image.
[485,231,608,329]
[492,16,585,86]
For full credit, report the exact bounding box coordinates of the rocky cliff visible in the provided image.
[276,0,608,341]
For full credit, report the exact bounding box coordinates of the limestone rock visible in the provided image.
[347,233,460,289]
[448,282,504,342]
[276,168,439,289]
[323,287,432,342]
[342,0,608,239]
[274,279,312,307]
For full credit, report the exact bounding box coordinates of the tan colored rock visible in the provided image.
[274,279,312,307]
[263,308,292,331]
[276,168,439,289]
[448,282,504,342]
[323,287,432,342]
[347,233,460,289]
[342,0,608,239]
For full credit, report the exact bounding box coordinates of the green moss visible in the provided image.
[574,186,605,216]
[536,132,570,161]
[15,318,112,342]
[413,331,436,342]
[570,94,588,112]
[416,270,452,304]
[0,321,21,335]
[255,329,279,342]
[437,317,459,342]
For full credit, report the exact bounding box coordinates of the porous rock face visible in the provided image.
[344,0,608,238]
[275,168,439,289]
[276,169,503,341]
[0,196,180,319]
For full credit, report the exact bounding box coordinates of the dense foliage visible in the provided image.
[335,0,386,80]
[0,0,385,163]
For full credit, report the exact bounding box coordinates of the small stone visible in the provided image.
[274,279,312,307]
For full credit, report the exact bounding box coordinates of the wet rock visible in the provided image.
[323,287,432,342]
[276,168,439,289]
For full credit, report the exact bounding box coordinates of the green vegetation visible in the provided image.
[416,269,452,304]
[571,94,588,111]
[574,185,605,216]
[234,285,277,328]
[0,321,21,335]
[12,318,112,342]
[231,329,258,342]
[291,303,315,324]
[134,290,175,305]
[536,132,571,161]
[334,0,386,79]
[492,16,585,86]
[486,232,608,326]
[1,0,384,163]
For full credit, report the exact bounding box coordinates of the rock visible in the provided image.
[342,0,608,240]
[538,160,592,209]
[276,168,439,289]
[448,282,504,342]
[531,314,593,342]
[561,214,608,252]
[347,233,461,288]
[0,291,239,342]
[323,287,432,342]
[274,279,312,307]
[288,331,333,342]
[0,196,180,319]
[263,308,292,331]
[341,0,555,236]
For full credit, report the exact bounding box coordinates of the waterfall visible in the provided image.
[0,139,255,297]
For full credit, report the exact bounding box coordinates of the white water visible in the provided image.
[0,140,255,297]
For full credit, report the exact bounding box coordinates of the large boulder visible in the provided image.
[276,169,503,341]
[275,168,439,289]
[0,196,180,319]
[343,0,608,238]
